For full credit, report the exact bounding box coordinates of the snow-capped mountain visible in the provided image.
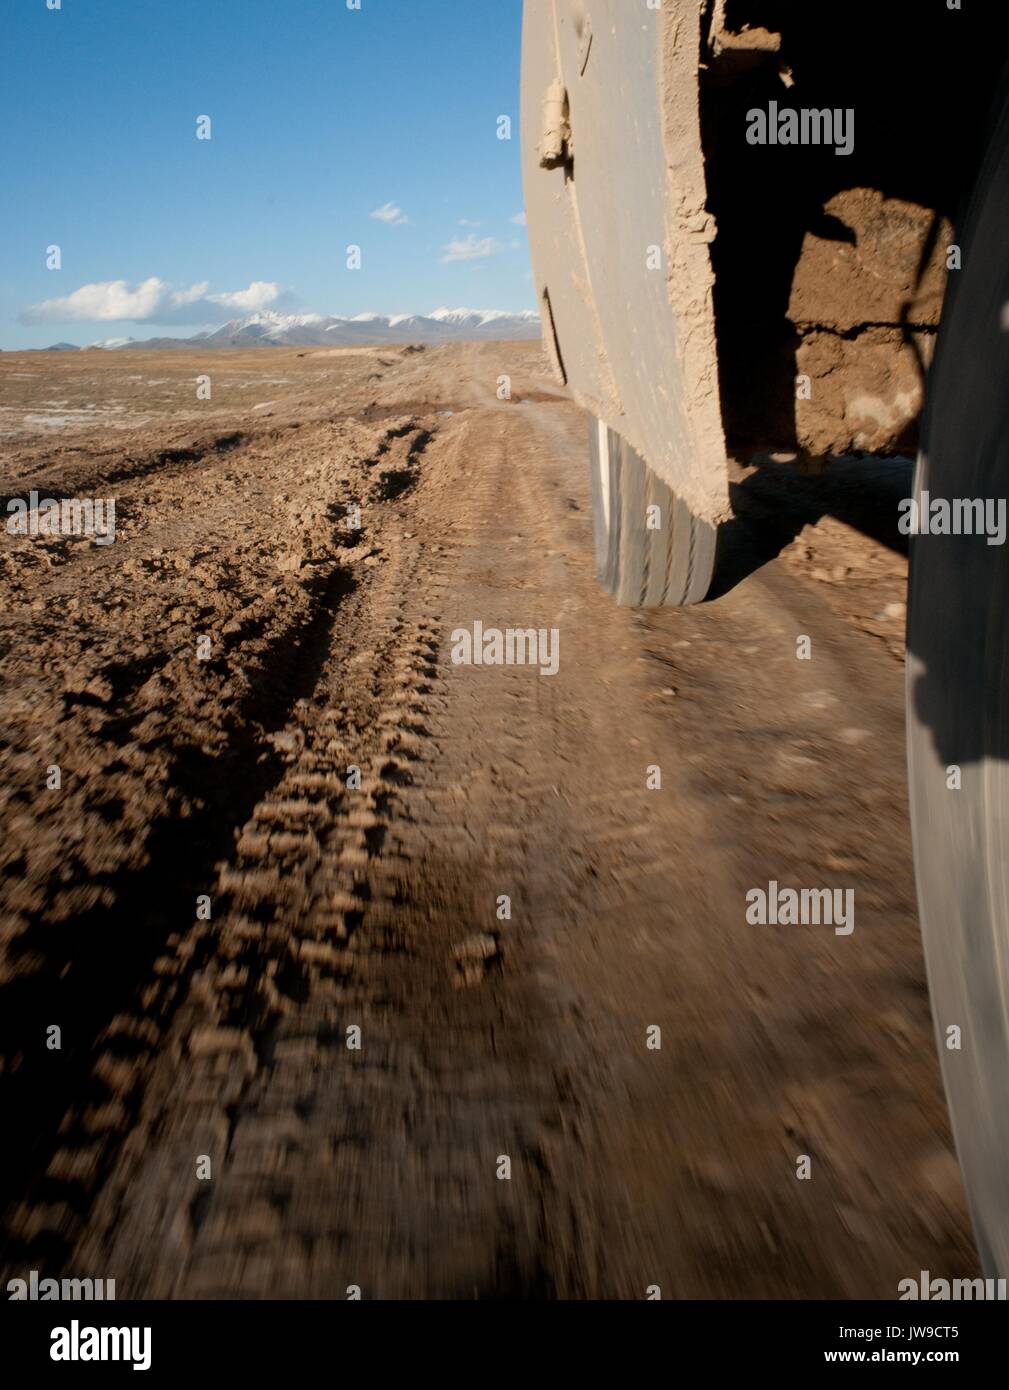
[64,308,541,351]
[428,307,541,330]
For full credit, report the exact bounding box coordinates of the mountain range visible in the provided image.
[42,307,542,352]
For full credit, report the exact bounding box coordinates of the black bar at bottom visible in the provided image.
[0,1298,996,1375]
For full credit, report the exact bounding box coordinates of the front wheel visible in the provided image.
[588,417,714,607]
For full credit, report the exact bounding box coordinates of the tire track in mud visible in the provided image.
[64,411,598,1298]
[0,562,356,1261]
[0,416,439,1278]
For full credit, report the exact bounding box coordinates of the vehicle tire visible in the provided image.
[906,79,1009,1276]
[588,417,714,606]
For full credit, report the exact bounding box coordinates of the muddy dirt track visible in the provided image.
[0,341,976,1297]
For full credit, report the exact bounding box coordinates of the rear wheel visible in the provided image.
[907,80,1009,1276]
[588,417,714,606]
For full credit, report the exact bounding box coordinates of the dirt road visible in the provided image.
[0,341,975,1297]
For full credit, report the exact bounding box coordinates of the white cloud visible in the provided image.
[19,277,289,325]
[371,201,409,225]
[207,281,283,312]
[439,234,504,264]
[19,277,169,323]
[170,281,210,305]
[458,218,482,227]
[511,212,527,226]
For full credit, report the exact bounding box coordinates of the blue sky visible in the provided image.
[0,0,531,348]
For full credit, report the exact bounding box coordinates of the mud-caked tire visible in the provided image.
[588,417,714,607]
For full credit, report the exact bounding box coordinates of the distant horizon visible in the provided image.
[7,304,543,353]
